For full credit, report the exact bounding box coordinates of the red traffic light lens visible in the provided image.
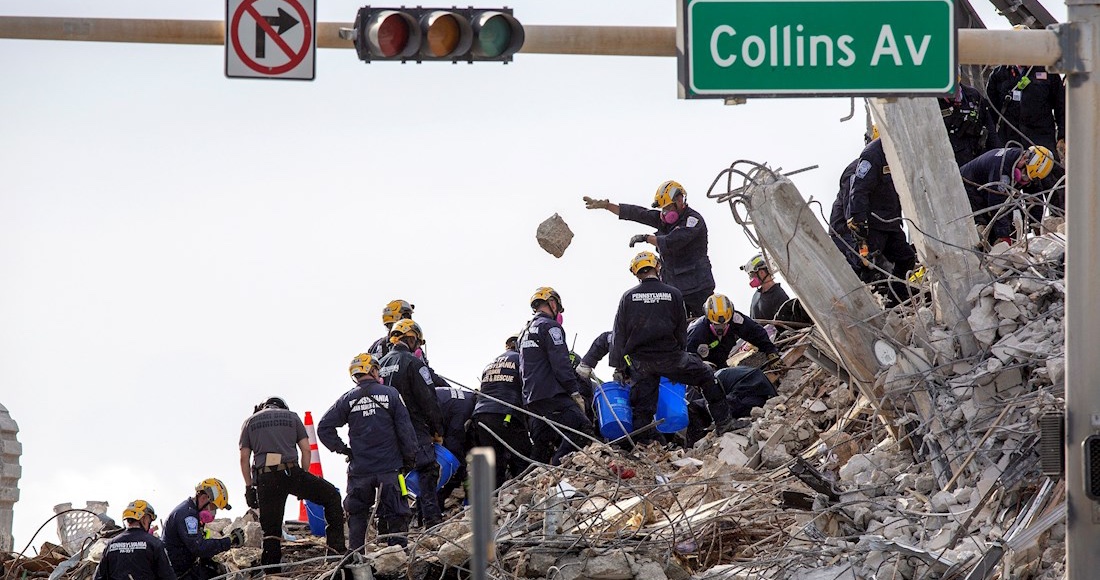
[376,13,411,57]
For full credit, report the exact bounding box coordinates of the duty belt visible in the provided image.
[258,462,298,473]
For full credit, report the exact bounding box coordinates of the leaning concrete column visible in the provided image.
[868,98,990,357]
[0,404,21,552]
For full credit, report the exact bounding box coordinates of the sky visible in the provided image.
[0,0,1067,552]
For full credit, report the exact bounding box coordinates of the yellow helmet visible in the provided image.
[389,319,424,345]
[381,300,414,326]
[740,254,767,274]
[704,294,735,325]
[629,251,660,276]
[529,287,564,313]
[652,180,686,209]
[122,499,156,522]
[349,353,379,377]
[1024,145,1054,180]
[196,478,232,510]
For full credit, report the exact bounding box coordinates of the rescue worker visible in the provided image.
[583,181,715,318]
[519,287,593,465]
[318,353,417,550]
[685,366,778,447]
[829,158,868,278]
[472,333,532,486]
[740,254,790,322]
[610,252,737,439]
[368,300,414,359]
[685,294,779,370]
[845,137,918,306]
[377,319,445,528]
[239,396,346,568]
[986,46,1067,217]
[959,145,1054,246]
[164,479,242,580]
[93,500,176,580]
[986,58,1065,158]
[940,81,1000,166]
[575,331,613,382]
[435,383,476,504]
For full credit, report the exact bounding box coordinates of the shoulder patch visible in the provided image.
[418,366,433,385]
[855,159,872,179]
[185,516,200,536]
[685,216,699,228]
[1035,71,1047,80]
[732,312,744,325]
[549,327,565,346]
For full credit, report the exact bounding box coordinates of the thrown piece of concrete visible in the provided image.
[536,213,574,258]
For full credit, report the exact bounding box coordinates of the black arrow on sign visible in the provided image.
[255,8,301,58]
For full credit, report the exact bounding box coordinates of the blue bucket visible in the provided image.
[304,500,325,536]
[656,377,689,433]
[594,382,633,439]
[402,443,460,497]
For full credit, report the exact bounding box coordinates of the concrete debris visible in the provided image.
[535,213,574,258]
[22,234,1067,580]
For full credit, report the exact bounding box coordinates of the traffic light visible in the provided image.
[348,7,524,63]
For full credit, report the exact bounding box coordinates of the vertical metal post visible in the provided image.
[1064,2,1100,576]
[469,448,496,580]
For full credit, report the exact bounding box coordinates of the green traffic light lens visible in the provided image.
[377,14,411,57]
[476,14,511,57]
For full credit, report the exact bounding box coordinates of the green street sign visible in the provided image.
[677,0,956,97]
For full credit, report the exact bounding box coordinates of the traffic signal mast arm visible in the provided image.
[0,16,1062,65]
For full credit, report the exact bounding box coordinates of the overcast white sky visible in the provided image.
[0,0,1065,551]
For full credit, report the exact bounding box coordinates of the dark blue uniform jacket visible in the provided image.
[378,342,443,438]
[618,203,715,296]
[685,312,778,368]
[436,386,476,463]
[473,350,524,417]
[580,331,613,369]
[318,379,417,474]
[610,277,687,365]
[95,527,177,580]
[519,312,584,405]
[959,147,1027,240]
[164,498,230,575]
[847,139,903,232]
[940,83,1000,166]
[986,65,1065,150]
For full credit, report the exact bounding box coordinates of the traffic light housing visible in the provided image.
[350,6,524,63]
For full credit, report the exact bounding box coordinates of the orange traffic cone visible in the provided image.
[298,411,325,521]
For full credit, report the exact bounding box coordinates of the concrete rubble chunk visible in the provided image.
[535,213,574,258]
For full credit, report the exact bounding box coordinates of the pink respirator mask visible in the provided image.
[661,210,680,224]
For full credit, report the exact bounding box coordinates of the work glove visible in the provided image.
[763,352,781,370]
[432,434,444,444]
[229,528,245,548]
[629,234,649,248]
[612,369,625,384]
[583,196,609,210]
[846,218,868,239]
[402,459,416,475]
[244,486,259,510]
[570,392,587,414]
[575,363,593,380]
[696,343,710,358]
[704,361,718,372]
[337,447,353,463]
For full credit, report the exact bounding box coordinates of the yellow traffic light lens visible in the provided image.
[377,13,411,57]
[426,14,461,57]
[476,14,511,57]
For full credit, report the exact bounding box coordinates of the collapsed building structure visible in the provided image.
[1,98,1069,580]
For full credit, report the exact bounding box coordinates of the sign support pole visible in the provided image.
[1063,0,1100,576]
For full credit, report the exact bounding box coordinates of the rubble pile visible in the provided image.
[9,233,1066,580]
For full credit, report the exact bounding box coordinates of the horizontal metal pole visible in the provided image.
[0,17,1061,65]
